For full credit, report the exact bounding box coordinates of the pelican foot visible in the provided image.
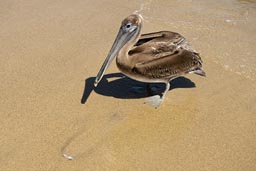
[144,95,163,108]
[148,86,159,94]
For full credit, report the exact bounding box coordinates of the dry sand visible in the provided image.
[1,0,256,170]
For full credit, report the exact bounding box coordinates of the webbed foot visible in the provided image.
[144,95,163,108]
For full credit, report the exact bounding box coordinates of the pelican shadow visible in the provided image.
[81,72,195,104]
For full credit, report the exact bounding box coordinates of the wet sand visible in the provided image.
[1,0,256,170]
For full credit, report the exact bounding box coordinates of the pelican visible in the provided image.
[94,13,205,107]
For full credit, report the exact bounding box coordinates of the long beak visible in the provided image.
[94,28,135,87]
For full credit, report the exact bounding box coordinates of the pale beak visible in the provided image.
[94,27,136,87]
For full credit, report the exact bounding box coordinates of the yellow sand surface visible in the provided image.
[1,0,256,170]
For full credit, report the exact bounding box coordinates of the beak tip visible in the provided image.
[94,81,98,87]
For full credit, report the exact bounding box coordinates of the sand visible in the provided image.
[1,0,256,170]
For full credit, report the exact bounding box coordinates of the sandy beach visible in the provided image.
[1,0,256,170]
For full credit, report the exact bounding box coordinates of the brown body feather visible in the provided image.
[117,31,205,83]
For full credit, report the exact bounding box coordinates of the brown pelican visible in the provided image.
[94,13,205,107]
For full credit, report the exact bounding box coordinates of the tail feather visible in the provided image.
[190,68,206,77]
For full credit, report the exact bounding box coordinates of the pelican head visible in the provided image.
[94,13,143,87]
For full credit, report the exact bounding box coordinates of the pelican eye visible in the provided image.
[126,23,131,28]
[123,22,136,32]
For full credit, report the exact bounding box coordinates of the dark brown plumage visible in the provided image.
[127,31,204,81]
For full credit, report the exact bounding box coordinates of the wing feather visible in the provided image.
[133,48,202,79]
[127,31,203,80]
